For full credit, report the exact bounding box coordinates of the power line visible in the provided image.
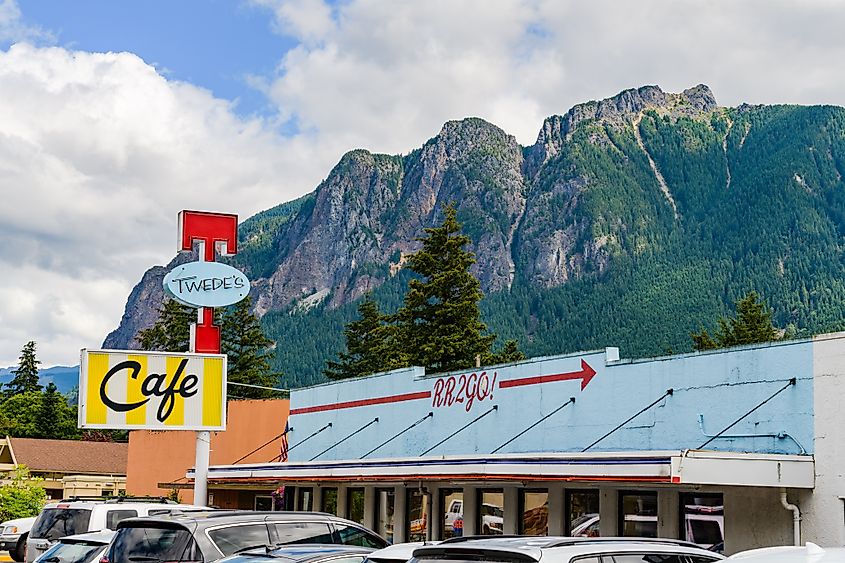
[229,382,289,393]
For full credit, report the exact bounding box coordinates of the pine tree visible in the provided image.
[397,204,496,373]
[6,342,42,398]
[325,296,407,379]
[692,291,779,351]
[221,296,281,399]
[34,383,60,439]
[136,299,195,352]
[485,340,526,365]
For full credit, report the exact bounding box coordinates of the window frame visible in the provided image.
[565,488,601,536]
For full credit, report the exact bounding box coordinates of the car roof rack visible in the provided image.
[58,496,175,504]
[439,536,702,550]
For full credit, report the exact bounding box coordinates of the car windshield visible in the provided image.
[36,541,104,563]
[31,510,93,541]
[109,526,201,563]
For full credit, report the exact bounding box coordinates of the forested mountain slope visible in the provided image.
[105,85,845,387]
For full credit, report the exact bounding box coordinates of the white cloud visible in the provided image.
[0,43,339,366]
[258,0,845,150]
[0,0,52,44]
[5,0,845,366]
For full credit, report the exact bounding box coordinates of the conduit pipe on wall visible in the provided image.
[780,488,801,546]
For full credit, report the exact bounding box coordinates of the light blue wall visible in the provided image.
[288,339,814,461]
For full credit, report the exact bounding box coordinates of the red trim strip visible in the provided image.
[290,391,432,415]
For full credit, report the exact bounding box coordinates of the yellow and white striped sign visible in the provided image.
[79,349,227,431]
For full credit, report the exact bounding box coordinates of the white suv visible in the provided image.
[26,498,206,563]
[411,536,724,563]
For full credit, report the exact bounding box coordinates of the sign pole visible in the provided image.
[191,240,210,506]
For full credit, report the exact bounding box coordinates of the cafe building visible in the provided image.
[196,332,845,554]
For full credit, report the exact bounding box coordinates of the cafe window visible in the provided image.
[254,495,273,511]
[619,491,657,537]
[680,493,724,552]
[440,488,464,539]
[519,489,548,536]
[321,488,338,515]
[407,489,428,542]
[375,488,395,544]
[566,489,600,536]
[297,487,313,511]
[478,489,504,535]
[347,488,365,524]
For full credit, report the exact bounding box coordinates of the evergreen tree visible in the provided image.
[221,296,281,398]
[34,383,60,439]
[397,204,496,372]
[485,340,526,365]
[325,296,407,379]
[6,342,41,397]
[136,299,195,352]
[692,291,779,351]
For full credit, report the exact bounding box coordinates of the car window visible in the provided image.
[687,558,721,563]
[38,542,104,563]
[333,524,388,549]
[605,555,686,563]
[31,509,93,541]
[271,522,334,544]
[109,526,201,563]
[571,558,601,563]
[106,510,138,530]
[208,524,271,556]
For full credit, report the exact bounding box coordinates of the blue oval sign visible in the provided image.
[163,261,250,308]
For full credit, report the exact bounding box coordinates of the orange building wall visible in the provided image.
[126,398,289,497]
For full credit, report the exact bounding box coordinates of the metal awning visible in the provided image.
[191,450,814,489]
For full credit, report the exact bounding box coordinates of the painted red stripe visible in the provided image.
[499,371,584,389]
[290,390,432,415]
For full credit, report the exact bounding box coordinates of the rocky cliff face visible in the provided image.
[105,84,722,349]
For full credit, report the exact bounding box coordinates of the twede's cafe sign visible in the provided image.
[78,349,227,431]
[79,210,251,432]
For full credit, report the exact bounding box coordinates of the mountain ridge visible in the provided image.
[104,84,845,387]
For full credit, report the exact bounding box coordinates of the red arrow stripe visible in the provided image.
[290,390,432,415]
[498,360,596,390]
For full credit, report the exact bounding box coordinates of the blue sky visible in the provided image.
[2,0,845,367]
[13,0,295,118]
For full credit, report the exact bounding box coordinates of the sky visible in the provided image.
[2,0,845,367]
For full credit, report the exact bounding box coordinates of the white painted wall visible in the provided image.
[802,333,845,546]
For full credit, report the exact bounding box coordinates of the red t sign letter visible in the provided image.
[178,210,239,354]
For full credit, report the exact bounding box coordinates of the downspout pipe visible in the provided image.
[780,488,801,546]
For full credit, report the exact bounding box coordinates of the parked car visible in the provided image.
[365,542,440,563]
[219,545,375,563]
[443,501,503,536]
[727,542,845,562]
[108,511,389,563]
[26,498,207,563]
[410,536,725,563]
[33,530,114,563]
[0,516,36,561]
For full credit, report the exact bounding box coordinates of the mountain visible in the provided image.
[104,84,845,388]
[0,365,79,395]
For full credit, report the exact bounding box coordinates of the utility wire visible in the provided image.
[310,418,379,461]
[232,429,288,465]
[582,389,674,452]
[492,397,575,454]
[362,412,434,458]
[698,378,796,450]
[421,405,498,456]
[229,382,290,393]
